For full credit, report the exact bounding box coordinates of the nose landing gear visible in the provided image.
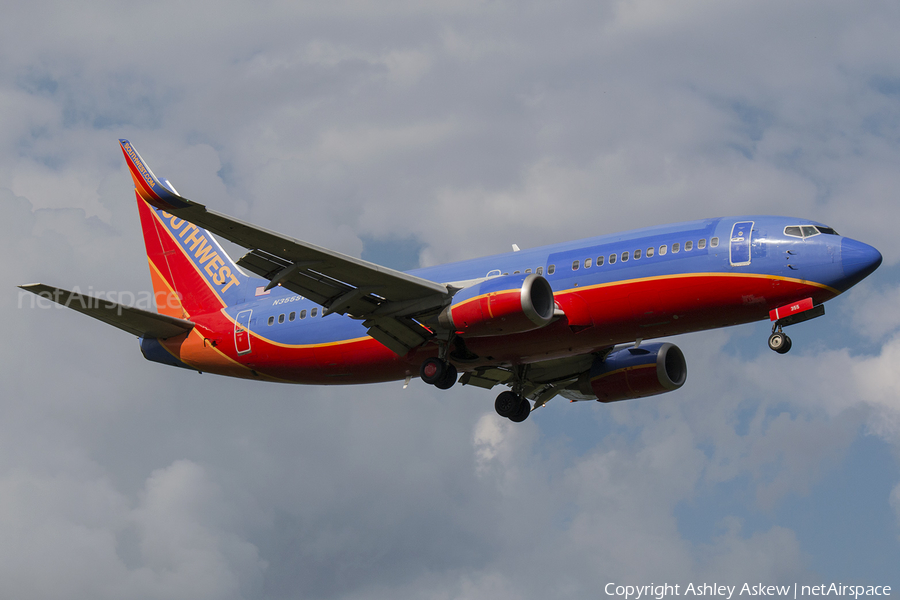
[766,299,825,354]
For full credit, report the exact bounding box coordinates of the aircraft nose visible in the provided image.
[839,237,882,290]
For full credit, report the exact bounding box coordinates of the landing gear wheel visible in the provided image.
[508,397,531,423]
[420,357,446,385]
[768,332,792,354]
[495,391,520,418]
[781,335,792,354]
[434,362,458,390]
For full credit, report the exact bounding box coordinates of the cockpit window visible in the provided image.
[784,225,838,239]
[801,226,819,238]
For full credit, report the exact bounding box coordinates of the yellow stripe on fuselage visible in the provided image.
[554,271,841,298]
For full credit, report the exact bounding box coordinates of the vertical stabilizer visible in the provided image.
[122,140,253,317]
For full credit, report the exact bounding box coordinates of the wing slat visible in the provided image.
[176,204,447,305]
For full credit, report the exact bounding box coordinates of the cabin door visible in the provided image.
[729,221,754,266]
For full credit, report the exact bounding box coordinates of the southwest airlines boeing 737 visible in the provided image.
[19,140,883,422]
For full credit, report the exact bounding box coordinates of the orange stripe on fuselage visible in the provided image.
[557,271,841,300]
[141,242,842,384]
[441,273,837,370]
[145,274,288,382]
[183,272,836,384]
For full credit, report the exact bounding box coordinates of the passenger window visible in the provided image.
[300,310,307,319]
[621,251,629,262]
[659,245,667,256]
[267,316,275,326]
[597,255,604,266]
[585,258,592,268]
[634,249,642,260]
[311,307,318,317]
[572,260,580,271]
[278,313,285,324]
[698,239,706,249]
[547,265,555,275]
[672,242,680,253]
[685,241,693,251]
[289,312,296,321]
[525,268,532,274]
[784,226,802,238]
[503,272,509,276]
[711,237,719,247]
[646,247,654,258]
[609,253,616,264]
[537,266,543,275]
[513,270,520,274]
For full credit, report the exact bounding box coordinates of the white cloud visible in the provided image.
[850,284,900,342]
[2,0,899,596]
[695,519,808,582]
[129,460,265,598]
[891,482,900,531]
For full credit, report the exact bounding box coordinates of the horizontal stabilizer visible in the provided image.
[18,284,195,339]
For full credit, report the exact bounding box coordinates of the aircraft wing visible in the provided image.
[120,140,450,354]
[18,284,195,339]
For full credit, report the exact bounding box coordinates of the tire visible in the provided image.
[768,332,786,353]
[778,335,792,354]
[495,391,519,418]
[420,357,445,385]
[508,397,531,422]
[434,363,458,390]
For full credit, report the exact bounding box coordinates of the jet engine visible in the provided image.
[438,273,555,337]
[575,342,687,403]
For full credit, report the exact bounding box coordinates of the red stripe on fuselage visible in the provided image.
[174,270,833,385]
[177,307,406,384]
[446,272,835,366]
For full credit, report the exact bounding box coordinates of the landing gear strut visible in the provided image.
[420,357,458,389]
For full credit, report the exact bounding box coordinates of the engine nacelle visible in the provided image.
[577,342,687,403]
[439,273,555,337]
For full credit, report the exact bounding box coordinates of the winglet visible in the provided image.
[119,139,192,211]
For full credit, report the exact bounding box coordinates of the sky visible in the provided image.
[3,0,900,598]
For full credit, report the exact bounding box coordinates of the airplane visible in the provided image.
[19,140,883,423]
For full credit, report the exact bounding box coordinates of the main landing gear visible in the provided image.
[494,364,532,422]
[494,391,531,423]
[768,328,792,354]
[420,356,458,390]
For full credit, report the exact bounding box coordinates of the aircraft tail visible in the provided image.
[121,140,254,318]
